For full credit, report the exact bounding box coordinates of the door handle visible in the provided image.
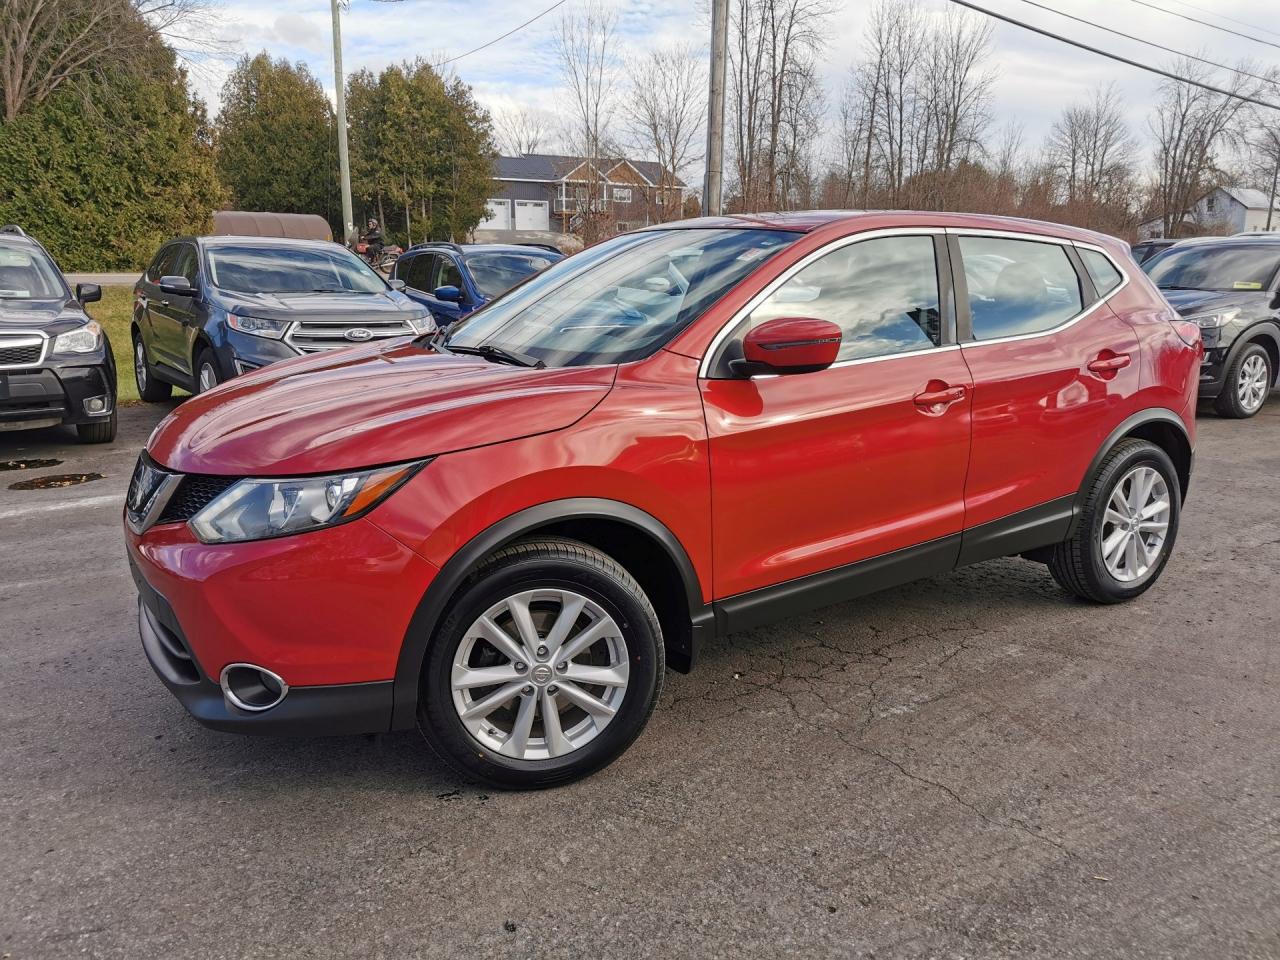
[913,383,966,414]
[157,299,170,307]
[1087,352,1131,376]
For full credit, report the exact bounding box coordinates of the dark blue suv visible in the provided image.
[392,243,562,329]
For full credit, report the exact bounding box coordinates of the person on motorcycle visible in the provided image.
[361,219,384,263]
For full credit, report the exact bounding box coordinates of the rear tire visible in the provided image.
[1049,439,1180,603]
[133,335,172,402]
[76,411,117,444]
[1213,341,1271,419]
[419,537,664,790]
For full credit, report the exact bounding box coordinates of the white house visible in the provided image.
[1139,186,1280,240]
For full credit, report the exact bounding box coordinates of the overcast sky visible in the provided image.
[186,0,1280,179]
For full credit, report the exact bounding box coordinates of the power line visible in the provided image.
[432,0,571,67]
[1162,0,1280,40]
[1010,0,1280,92]
[945,0,1280,112]
[1126,0,1280,53]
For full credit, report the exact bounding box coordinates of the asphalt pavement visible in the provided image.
[1,401,1277,959]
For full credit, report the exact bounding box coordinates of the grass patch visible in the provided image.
[87,285,188,405]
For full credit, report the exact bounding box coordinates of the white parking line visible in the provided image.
[0,493,122,520]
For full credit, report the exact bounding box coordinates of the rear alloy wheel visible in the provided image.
[1214,342,1271,418]
[134,336,172,402]
[420,538,663,789]
[1049,438,1180,603]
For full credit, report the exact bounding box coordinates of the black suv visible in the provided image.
[0,225,115,443]
[1146,235,1280,418]
[132,237,434,399]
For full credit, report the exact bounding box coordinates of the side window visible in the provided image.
[959,236,1083,341]
[436,256,463,290]
[173,244,199,283]
[401,254,432,291]
[1080,248,1123,296]
[747,235,942,363]
[148,246,174,282]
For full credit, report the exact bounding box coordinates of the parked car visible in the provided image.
[1132,238,1178,264]
[124,211,1200,789]
[131,237,434,399]
[392,242,562,329]
[0,225,116,443]
[1143,233,1280,418]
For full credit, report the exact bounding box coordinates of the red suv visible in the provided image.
[124,212,1201,788]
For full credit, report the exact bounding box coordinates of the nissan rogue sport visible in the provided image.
[124,212,1201,789]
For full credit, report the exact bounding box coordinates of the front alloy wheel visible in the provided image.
[1214,342,1271,418]
[420,538,663,789]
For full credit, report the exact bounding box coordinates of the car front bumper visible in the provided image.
[0,356,115,429]
[126,512,439,736]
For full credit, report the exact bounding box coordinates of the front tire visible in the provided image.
[195,348,220,394]
[1049,439,1180,603]
[76,411,117,444]
[1214,342,1271,418]
[419,538,664,790]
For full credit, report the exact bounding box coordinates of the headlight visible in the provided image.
[53,321,101,354]
[406,311,435,335]
[1185,308,1240,329]
[227,314,290,339]
[189,460,428,544]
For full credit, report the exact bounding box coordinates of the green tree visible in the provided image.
[0,36,226,270]
[346,60,496,244]
[216,53,337,225]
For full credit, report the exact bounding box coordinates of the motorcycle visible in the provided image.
[353,239,402,272]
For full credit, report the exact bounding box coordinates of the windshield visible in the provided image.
[207,244,387,294]
[444,229,796,367]
[0,243,66,300]
[466,251,559,298]
[1146,244,1280,292]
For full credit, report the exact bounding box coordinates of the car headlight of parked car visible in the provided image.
[1185,308,1240,329]
[227,314,291,339]
[52,320,102,354]
[189,460,429,544]
[406,311,435,335]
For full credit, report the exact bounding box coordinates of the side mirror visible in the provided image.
[434,284,463,303]
[732,317,842,376]
[76,282,101,304]
[387,278,407,292]
[159,275,195,297]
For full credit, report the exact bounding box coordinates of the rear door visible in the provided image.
[952,231,1141,535]
[700,229,973,604]
[139,245,178,368]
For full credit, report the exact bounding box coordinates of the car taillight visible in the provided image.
[1171,319,1203,355]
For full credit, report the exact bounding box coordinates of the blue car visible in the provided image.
[392,243,563,329]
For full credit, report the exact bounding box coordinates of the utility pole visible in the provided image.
[1268,132,1280,232]
[331,0,355,246]
[703,0,728,216]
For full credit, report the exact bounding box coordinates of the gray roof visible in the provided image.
[494,153,687,188]
[1217,186,1280,211]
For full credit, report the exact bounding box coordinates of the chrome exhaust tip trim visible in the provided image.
[219,663,289,713]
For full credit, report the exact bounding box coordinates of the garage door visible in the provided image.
[514,200,549,231]
[481,199,510,230]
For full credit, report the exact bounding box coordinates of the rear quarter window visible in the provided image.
[1080,248,1124,296]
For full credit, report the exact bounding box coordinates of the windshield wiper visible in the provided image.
[448,343,545,369]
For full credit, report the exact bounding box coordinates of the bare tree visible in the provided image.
[0,0,220,122]
[555,0,619,241]
[625,43,705,222]
[1044,83,1136,220]
[727,0,832,211]
[494,106,552,156]
[1150,58,1271,237]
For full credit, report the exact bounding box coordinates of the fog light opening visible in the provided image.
[82,395,111,415]
[219,663,289,712]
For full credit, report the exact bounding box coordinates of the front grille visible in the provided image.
[0,337,45,367]
[156,473,239,525]
[285,317,417,354]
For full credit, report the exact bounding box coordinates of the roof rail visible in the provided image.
[408,241,465,255]
[517,242,564,255]
[0,224,27,236]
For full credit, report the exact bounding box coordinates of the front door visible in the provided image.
[700,231,973,602]
[151,242,201,376]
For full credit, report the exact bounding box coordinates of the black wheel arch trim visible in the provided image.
[1069,407,1192,535]
[390,497,709,730]
[1224,321,1280,383]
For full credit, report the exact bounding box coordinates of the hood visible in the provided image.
[0,297,85,332]
[216,289,424,320]
[148,341,617,475]
[1160,288,1269,318]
